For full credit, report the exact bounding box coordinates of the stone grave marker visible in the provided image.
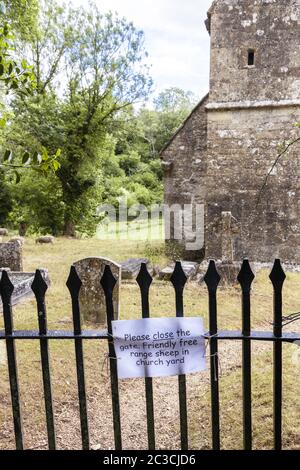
[121,258,150,280]
[0,268,50,312]
[217,211,241,284]
[159,261,199,281]
[73,257,121,324]
[0,240,23,272]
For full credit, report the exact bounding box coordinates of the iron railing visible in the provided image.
[0,259,296,450]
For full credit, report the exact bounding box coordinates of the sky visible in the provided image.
[70,0,213,102]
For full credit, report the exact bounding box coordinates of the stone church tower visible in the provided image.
[161,0,300,263]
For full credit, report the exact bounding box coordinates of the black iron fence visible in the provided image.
[0,259,298,450]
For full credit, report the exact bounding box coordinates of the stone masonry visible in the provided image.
[73,257,121,324]
[0,241,23,271]
[161,95,208,261]
[161,0,300,263]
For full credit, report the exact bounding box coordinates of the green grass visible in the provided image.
[1,235,300,449]
[96,216,164,242]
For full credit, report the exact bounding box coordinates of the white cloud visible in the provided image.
[69,0,213,101]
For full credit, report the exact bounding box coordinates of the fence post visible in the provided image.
[170,261,188,450]
[101,265,122,450]
[270,259,286,451]
[237,259,255,450]
[31,270,56,450]
[137,263,155,450]
[204,260,221,450]
[0,270,23,450]
[66,266,90,450]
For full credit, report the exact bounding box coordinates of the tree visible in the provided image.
[110,87,196,162]
[153,87,196,152]
[0,4,61,175]
[0,168,12,225]
[1,0,39,39]
[96,87,195,214]
[7,0,152,236]
[154,87,196,114]
[8,168,64,235]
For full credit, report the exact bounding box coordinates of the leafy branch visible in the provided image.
[0,21,61,177]
[0,23,36,93]
[0,148,61,182]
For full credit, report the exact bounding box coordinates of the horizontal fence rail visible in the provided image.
[0,259,297,450]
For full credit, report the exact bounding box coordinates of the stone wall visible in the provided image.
[206,105,300,262]
[209,0,300,104]
[205,0,300,262]
[161,0,300,264]
[0,241,23,271]
[161,95,208,260]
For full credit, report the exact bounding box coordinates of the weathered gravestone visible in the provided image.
[73,257,121,324]
[0,240,23,272]
[0,241,50,312]
[0,268,49,312]
[197,212,241,286]
[217,211,240,285]
[121,258,150,280]
[159,261,199,281]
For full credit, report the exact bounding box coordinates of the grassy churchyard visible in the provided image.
[1,235,300,449]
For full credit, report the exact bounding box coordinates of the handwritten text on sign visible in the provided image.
[112,317,206,379]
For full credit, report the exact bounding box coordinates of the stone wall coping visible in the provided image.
[206,99,300,111]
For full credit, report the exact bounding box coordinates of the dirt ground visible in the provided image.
[1,238,300,450]
[1,332,299,450]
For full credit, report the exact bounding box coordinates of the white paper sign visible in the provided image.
[112,317,206,379]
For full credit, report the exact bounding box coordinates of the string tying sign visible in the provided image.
[112,317,206,379]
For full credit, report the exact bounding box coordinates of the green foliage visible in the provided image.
[154,87,196,113]
[96,86,195,213]
[100,133,163,210]
[0,23,35,94]
[118,151,141,176]
[133,170,157,188]
[112,87,196,162]
[125,182,153,207]
[0,17,61,176]
[148,159,163,179]
[153,87,196,152]
[1,0,39,39]
[8,170,64,235]
[0,169,12,225]
[0,0,194,237]
[3,0,152,236]
[0,145,62,178]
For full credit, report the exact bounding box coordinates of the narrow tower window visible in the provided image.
[248,49,255,66]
